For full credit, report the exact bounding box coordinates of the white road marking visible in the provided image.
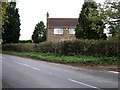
[13,61,40,71]
[97,81,118,84]
[108,71,119,74]
[68,79,102,90]
[48,62,119,74]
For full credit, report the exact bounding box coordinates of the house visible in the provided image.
[46,12,78,42]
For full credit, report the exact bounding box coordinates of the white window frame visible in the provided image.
[54,28,63,34]
[69,28,75,34]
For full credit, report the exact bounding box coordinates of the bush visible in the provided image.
[2,43,35,52]
[108,32,120,42]
[2,40,119,57]
[55,40,85,56]
[19,40,32,43]
[88,40,119,57]
[34,42,55,53]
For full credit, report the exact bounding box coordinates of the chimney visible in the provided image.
[46,12,49,29]
[47,12,49,18]
[46,12,49,42]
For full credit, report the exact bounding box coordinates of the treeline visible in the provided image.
[19,40,32,43]
[75,1,120,40]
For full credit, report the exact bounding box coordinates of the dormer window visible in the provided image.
[54,28,63,34]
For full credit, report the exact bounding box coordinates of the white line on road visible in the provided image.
[68,79,102,90]
[13,61,41,71]
[108,71,119,74]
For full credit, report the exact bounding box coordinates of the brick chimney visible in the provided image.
[46,12,49,29]
[47,12,49,18]
[46,12,49,41]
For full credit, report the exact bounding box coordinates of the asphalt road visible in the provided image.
[1,54,119,89]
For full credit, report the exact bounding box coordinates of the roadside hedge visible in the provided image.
[2,43,35,52]
[19,40,32,43]
[2,40,119,57]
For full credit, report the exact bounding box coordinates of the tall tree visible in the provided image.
[75,1,107,40]
[2,2,21,44]
[98,0,120,36]
[2,2,9,29]
[1,2,9,44]
[32,21,46,43]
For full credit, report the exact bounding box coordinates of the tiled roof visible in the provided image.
[48,18,78,28]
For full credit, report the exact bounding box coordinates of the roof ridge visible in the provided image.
[48,18,78,28]
[48,18,78,19]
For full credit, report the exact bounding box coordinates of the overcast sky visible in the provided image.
[16,0,104,40]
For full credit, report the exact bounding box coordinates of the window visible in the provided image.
[69,28,75,34]
[54,28,63,34]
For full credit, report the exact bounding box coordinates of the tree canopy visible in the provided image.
[2,2,21,44]
[75,1,107,40]
[98,0,120,36]
[32,21,46,43]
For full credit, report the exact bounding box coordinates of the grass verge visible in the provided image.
[2,51,119,66]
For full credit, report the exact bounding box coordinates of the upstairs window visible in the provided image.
[54,28,63,34]
[69,28,75,34]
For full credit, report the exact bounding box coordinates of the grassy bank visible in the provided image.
[2,51,119,66]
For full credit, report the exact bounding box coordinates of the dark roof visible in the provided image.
[48,18,78,28]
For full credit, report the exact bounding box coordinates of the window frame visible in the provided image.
[54,28,63,34]
[69,28,75,34]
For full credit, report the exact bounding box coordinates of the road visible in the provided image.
[1,54,119,89]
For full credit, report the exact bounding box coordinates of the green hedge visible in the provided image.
[34,42,55,53]
[19,40,32,43]
[2,40,119,57]
[2,43,35,52]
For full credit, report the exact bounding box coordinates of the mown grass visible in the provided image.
[2,51,119,65]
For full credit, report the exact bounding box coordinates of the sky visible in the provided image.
[16,0,104,40]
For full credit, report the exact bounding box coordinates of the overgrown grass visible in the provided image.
[2,51,119,65]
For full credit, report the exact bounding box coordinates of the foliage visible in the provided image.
[32,21,46,43]
[75,1,107,40]
[19,40,32,43]
[1,2,9,32]
[98,0,120,36]
[2,2,21,44]
[34,42,55,53]
[1,2,9,45]
[2,51,119,65]
[108,32,120,42]
[2,40,119,57]
[2,43,35,52]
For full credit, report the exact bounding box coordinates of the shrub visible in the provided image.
[55,40,85,56]
[19,40,32,43]
[23,43,35,52]
[88,40,119,57]
[2,43,35,52]
[34,42,55,53]
[108,32,120,42]
[2,40,119,57]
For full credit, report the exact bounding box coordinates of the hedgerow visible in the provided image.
[2,39,119,57]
